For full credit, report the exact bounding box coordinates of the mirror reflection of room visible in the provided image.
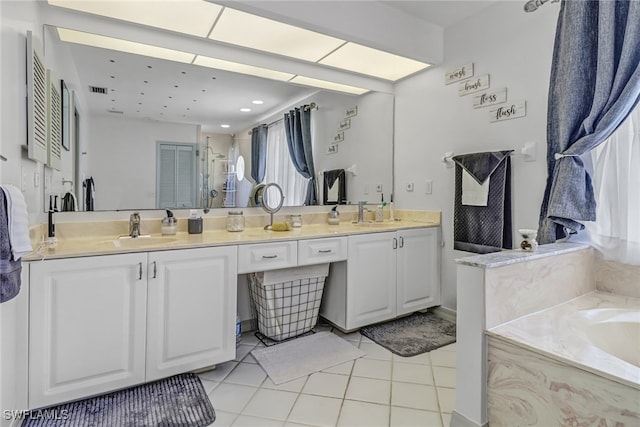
[39,23,394,213]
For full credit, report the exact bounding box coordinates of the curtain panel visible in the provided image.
[538,0,640,244]
[284,106,317,205]
[250,124,268,184]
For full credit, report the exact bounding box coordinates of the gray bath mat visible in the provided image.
[252,331,365,384]
[360,312,456,357]
[21,373,215,427]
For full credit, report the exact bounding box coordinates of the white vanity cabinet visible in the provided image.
[29,253,148,409]
[321,227,441,331]
[28,246,238,409]
[146,246,237,380]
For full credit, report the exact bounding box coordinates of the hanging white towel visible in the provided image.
[462,169,490,206]
[0,185,32,260]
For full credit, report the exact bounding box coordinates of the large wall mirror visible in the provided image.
[45,26,394,212]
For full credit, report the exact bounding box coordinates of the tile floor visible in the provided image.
[199,324,456,427]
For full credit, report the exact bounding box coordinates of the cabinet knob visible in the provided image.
[152,261,157,279]
[138,262,143,280]
[393,238,398,249]
[318,249,332,253]
[262,255,278,259]
[399,236,404,248]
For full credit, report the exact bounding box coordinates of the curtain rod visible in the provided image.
[248,102,319,135]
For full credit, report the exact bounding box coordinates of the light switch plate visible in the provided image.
[425,180,433,194]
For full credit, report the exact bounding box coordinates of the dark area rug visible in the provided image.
[360,311,456,357]
[22,373,215,427]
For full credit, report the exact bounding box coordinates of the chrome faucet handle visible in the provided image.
[129,212,141,237]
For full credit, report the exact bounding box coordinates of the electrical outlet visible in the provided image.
[406,182,414,192]
[34,171,40,188]
[363,184,369,195]
[376,184,383,192]
[425,180,433,195]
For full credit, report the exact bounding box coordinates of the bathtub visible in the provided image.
[487,291,640,388]
[486,292,640,425]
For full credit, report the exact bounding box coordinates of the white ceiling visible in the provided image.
[381,1,498,28]
[49,1,500,134]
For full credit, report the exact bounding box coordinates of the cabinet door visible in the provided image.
[346,232,396,330]
[146,246,237,381]
[29,253,148,409]
[396,228,441,316]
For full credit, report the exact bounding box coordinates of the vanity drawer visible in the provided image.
[238,241,297,273]
[298,237,348,266]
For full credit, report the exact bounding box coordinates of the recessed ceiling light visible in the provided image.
[221,124,230,128]
[209,8,345,62]
[48,0,222,38]
[240,108,251,112]
[193,55,294,82]
[56,28,195,64]
[289,75,368,95]
[252,100,264,105]
[319,42,430,81]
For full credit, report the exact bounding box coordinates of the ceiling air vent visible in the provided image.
[89,85,108,94]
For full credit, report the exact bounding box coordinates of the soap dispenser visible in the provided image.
[327,206,340,225]
[161,209,177,235]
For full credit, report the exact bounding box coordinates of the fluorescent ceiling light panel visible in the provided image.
[289,76,368,95]
[209,8,345,62]
[193,55,294,81]
[319,42,430,81]
[56,27,195,63]
[48,0,221,38]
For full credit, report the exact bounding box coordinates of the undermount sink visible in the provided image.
[109,235,178,247]
[352,221,392,227]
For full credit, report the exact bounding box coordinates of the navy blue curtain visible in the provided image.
[250,124,268,184]
[284,106,317,205]
[538,0,640,244]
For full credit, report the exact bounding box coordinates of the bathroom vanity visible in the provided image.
[14,213,440,411]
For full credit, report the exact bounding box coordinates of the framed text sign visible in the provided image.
[473,88,507,109]
[458,74,490,96]
[445,63,474,85]
[489,100,526,122]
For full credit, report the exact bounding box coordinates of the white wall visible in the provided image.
[394,2,559,311]
[86,115,198,210]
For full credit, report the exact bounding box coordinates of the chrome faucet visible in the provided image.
[129,212,141,238]
[356,201,371,224]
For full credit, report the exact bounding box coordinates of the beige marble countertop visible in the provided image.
[26,218,439,261]
[487,291,640,390]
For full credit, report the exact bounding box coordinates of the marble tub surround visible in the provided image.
[484,247,594,328]
[24,210,440,261]
[595,254,640,298]
[487,291,640,389]
[487,336,639,427]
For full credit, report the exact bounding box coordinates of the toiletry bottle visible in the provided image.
[375,194,385,222]
[389,193,395,221]
[236,315,242,346]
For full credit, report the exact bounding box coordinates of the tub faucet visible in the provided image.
[129,212,141,238]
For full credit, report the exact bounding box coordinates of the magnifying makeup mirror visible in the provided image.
[260,182,284,230]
